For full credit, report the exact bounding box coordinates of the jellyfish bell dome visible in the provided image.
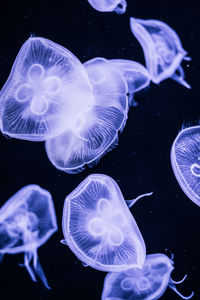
[0,36,93,141]
[45,57,128,174]
[87,0,127,14]
[0,184,58,288]
[130,17,191,89]
[62,174,146,272]
[110,59,151,106]
[102,253,194,300]
[171,126,200,207]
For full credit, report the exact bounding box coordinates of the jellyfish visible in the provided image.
[87,0,127,14]
[0,36,93,141]
[171,126,200,206]
[110,59,151,106]
[102,253,194,299]
[130,18,191,88]
[45,57,128,174]
[0,184,58,288]
[62,174,147,272]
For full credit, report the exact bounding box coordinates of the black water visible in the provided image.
[0,0,199,299]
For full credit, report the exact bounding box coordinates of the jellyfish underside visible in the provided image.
[130,18,191,89]
[45,105,124,174]
[87,0,127,14]
[151,29,190,87]
[0,185,58,289]
[102,254,194,299]
[0,206,50,289]
[45,58,128,174]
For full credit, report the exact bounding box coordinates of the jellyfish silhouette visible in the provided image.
[110,59,150,106]
[87,0,127,14]
[102,253,194,299]
[130,17,191,89]
[45,58,128,174]
[0,184,58,288]
[62,174,147,272]
[0,36,92,141]
[171,126,200,206]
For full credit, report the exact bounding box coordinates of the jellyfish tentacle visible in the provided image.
[20,252,37,282]
[170,274,187,284]
[71,114,89,142]
[183,56,192,61]
[71,128,89,142]
[126,192,153,208]
[33,250,51,289]
[171,66,191,89]
[60,239,68,246]
[169,284,194,299]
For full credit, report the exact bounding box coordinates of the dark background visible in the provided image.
[0,0,199,299]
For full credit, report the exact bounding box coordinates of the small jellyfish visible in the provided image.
[110,59,151,106]
[0,37,92,141]
[171,126,200,206]
[130,17,191,88]
[102,253,194,299]
[87,0,127,14]
[62,174,146,272]
[45,57,128,174]
[0,184,58,288]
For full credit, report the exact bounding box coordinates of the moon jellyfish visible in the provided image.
[110,59,150,106]
[62,174,146,272]
[0,36,92,141]
[45,58,128,174]
[130,18,191,89]
[102,253,194,300]
[171,126,200,206]
[87,0,127,14]
[0,184,58,288]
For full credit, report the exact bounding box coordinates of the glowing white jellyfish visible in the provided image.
[0,184,58,289]
[102,253,194,300]
[45,58,128,174]
[110,59,151,106]
[87,0,127,14]
[130,17,191,89]
[62,174,147,272]
[171,126,200,206]
[0,36,92,141]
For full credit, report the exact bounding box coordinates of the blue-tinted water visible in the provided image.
[0,0,199,299]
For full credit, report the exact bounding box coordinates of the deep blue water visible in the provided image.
[0,0,199,299]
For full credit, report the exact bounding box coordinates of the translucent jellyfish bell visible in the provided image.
[0,185,58,288]
[102,253,194,300]
[0,37,92,141]
[171,126,200,206]
[110,59,151,106]
[62,174,146,272]
[130,17,191,88]
[87,0,127,14]
[45,57,128,174]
